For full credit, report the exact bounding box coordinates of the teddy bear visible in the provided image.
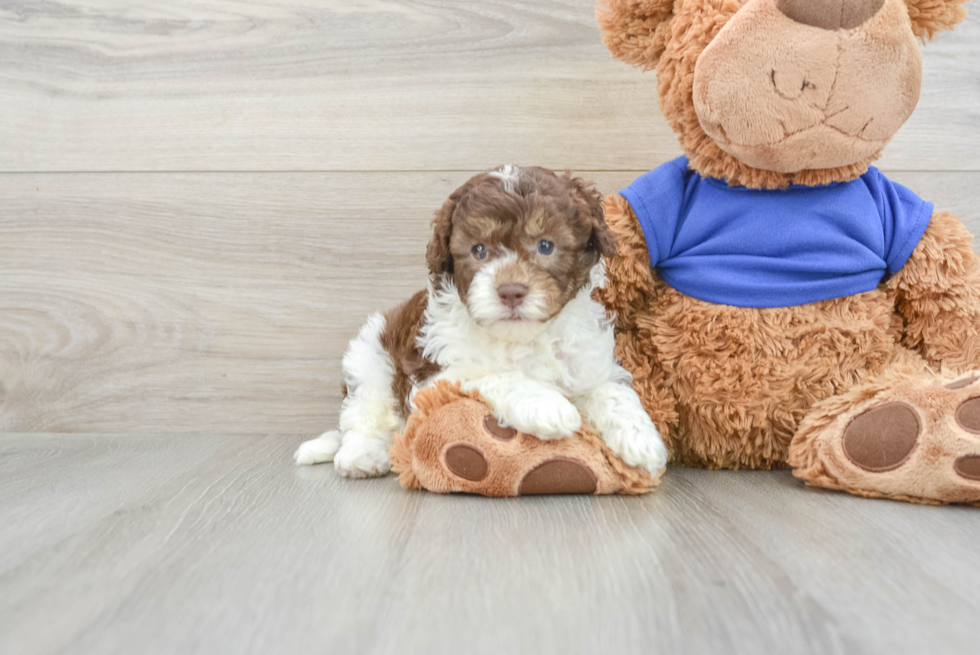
[591,0,980,505]
[389,0,980,503]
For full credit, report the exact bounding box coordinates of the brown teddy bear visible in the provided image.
[594,0,980,505]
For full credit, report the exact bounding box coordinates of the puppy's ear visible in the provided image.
[426,185,465,278]
[568,174,618,260]
[904,0,968,40]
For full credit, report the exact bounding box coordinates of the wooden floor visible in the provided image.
[3,2,980,654]
[3,433,980,655]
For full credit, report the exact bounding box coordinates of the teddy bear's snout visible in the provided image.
[692,0,921,173]
[777,0,885,31]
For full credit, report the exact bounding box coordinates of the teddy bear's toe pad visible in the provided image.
[945,375,979,390]
[519,458,598,495]
[955,398,980,433]
[445,444,489,481]
[484,416,517,441]
[955,455,980,480]
[842,402,920,472]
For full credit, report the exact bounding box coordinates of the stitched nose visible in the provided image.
[497,283,529,309]
[778,0,884,30]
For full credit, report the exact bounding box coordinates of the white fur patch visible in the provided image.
[490,165,521,195]
[294,313,403,476]
[465,251,551,330]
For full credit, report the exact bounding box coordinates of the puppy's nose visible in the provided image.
[497,283,529,309]
[778,0,884,30]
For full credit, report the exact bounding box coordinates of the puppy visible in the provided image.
[295,166,668,478]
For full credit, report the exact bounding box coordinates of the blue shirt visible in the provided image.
[620,157,934,308]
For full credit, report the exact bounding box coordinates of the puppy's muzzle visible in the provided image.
[497,283,529,309]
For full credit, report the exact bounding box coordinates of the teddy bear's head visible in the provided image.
[598,0,968,188]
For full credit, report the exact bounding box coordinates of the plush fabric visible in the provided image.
[596,0,980,505]
[390,381,660,497]
[692,0,922,173]
[622,157,933,307]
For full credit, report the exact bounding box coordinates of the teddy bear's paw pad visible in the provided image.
[518,457,598,495]
[842,402,920,473]
[483,416,517,441]
[955,397,980,433]
[445,444,490,482]
[954,455,980,481]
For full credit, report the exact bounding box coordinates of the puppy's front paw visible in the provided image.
[500,389,582,440]
[604,424,668,476]
[333,437,392,479]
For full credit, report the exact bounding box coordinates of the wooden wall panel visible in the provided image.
[0,2,976,172]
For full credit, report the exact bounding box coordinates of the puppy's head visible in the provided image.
[426,166,615,334]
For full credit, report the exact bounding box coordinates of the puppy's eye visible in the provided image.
[536,240,555,256]
[471,244,488,260]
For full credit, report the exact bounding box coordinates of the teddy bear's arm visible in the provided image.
[887,210,980,373]
[595,194,658,331]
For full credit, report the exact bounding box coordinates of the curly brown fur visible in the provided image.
[379,290,440,420]
[905,0,969,39]
[887,211,980,373]
[427,167,615,314]
[596,0,676,70]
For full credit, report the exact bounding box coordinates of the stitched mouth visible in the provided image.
[717,121,884,149]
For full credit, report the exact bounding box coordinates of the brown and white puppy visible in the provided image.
[295,166,667,478]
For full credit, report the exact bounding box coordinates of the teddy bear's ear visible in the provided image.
[904,0,969,40]
[596,0,676,70]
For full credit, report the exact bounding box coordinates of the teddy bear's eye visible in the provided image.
[537,240,555,256]
[471,244,488,260]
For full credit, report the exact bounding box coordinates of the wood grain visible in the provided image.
[1,433,978,655]
[0,1,976,172]
[3,171,977,435]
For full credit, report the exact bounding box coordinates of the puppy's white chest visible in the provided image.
[448,336,566,387]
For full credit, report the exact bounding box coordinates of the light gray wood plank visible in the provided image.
[1,433,978,655]
[2,170,978,435]
[0,1,976,173]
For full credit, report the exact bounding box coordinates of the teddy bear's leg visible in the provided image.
[788,359,980,505]
[887,211,980,373]
[788,213,980,505]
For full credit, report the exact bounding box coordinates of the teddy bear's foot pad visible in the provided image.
[790,373,980,505]
[390,381,659,497]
